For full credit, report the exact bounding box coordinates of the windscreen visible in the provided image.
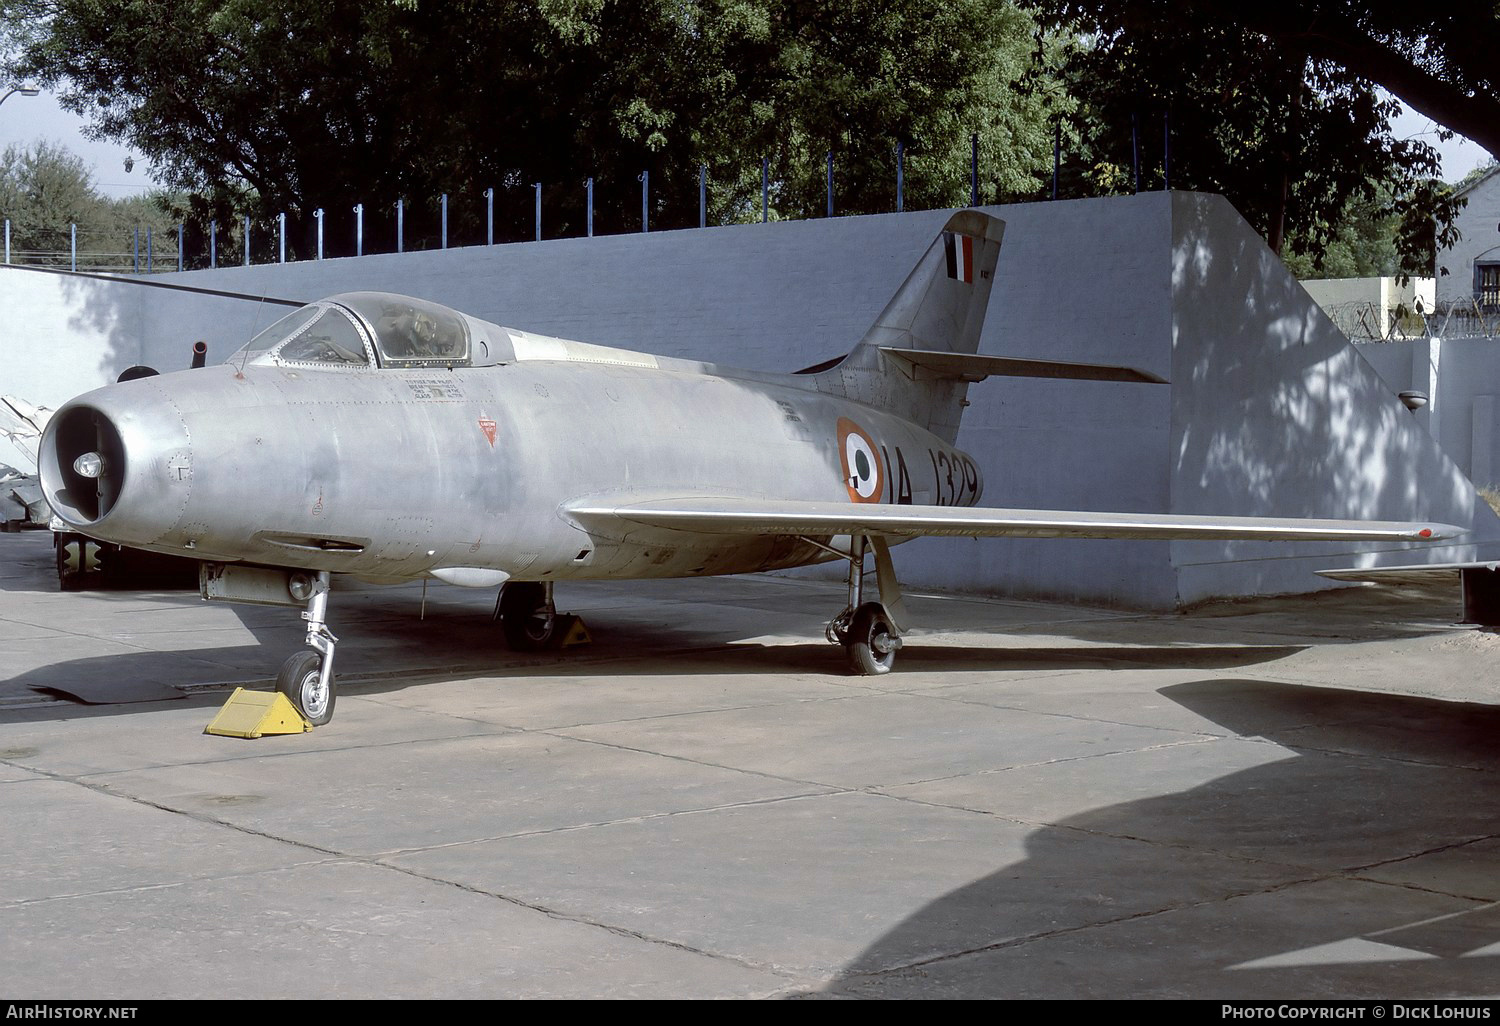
[273,308,371,365]
[234,306,320,361]
[233,303,374,368]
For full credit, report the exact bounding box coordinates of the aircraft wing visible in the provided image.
[567,497,1463,544]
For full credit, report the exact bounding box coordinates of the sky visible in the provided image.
[1,84,1496,201]
[0,86,148,198]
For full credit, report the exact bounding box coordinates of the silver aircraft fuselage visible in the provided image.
[42,346,979,585]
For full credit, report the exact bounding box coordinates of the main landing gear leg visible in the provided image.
[496,580,560,650]
[276,570,339,725]
[825,536,902,675]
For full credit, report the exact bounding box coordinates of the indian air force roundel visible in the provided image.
[837,417,884,503]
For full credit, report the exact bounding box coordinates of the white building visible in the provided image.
[1436,165,1500,311]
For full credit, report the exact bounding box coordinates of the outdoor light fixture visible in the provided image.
[1398,391,1430,412]
[0,83,41,107]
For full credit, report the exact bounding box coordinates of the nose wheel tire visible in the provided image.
[276,650,335,726]
[497,582,558,650]
[846,601,900,675]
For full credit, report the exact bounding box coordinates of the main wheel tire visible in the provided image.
[498,582,558,651]
[276,650,336,726]
[846,602,898,675]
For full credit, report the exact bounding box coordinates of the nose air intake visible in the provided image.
[43,405,128,525]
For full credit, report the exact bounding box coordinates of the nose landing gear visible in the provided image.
[274,570,338,725]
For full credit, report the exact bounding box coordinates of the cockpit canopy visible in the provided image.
[236,292,471,369]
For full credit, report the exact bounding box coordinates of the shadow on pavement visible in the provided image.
[808,679,1500,998]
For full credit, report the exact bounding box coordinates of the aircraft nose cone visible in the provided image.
[39,388,193,544]
[41,404,128,526]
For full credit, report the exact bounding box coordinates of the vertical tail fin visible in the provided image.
[810,210,1005,444]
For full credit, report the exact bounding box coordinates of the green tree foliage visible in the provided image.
[1280,185,1400,280]
[1455,160,1499,194]
[1019,2,1490,279]
[0,139,179,267]
[0,0,1055,258]
[1135,3,1500,162]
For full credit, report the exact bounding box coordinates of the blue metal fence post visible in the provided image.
[177,224,183,271]
[146,227,152,272]
[826,152,834,217]
[1131,111,1140,193]
[71,223,77,271]
[133,227,139,272]
[354,203,363,256]
[396,199,404,253]
[440,193,448,249]
[971,134,979,206]
[209,221,217,268]
[1163,109,1171,190]
[896,141,904,213]
[3,218,9,264]
[484,188,493,245]
[533,183,541,242]
[586,178,594,238]
[761,157,768,223]
[315,208,324,259]
[1052,124,1060,200]
[640,170,649,232]
[244,216,251,265]
[278,213,285,263]
[698,165,706,228]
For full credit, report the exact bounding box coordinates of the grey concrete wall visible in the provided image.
[6,193,1493,607]
[1165,193,1495,602]
[0,267,298,394]
[0,266,297,468]
[1354,336,1500,492]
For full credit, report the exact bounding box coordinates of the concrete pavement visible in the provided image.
[2,530,1498,998]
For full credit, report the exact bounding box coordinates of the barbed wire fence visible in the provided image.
[1326,299,1500,341]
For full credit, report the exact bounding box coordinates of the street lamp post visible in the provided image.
[3,84,42,264]
[0,84,41,110]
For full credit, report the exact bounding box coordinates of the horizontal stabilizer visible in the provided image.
[1319,561,1500,628]
[1316,561,1499,582]
[879,348,1167,384]
[570,496,1461,544]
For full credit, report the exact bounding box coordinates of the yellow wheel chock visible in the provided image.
[205,688,312,738]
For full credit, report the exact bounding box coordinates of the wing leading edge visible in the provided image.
[567,497,1464,544]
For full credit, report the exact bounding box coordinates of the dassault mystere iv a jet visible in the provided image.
[38,211,1461,724]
